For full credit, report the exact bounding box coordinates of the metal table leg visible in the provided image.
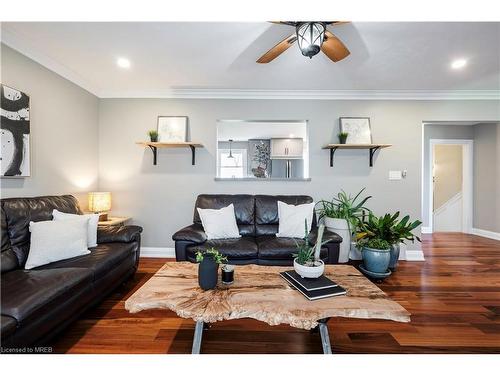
[318,321,332,354]
[191,321,204,354]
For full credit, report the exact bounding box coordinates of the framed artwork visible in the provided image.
[339,117,372,144]
[1,84,31,177]
[248,139,272,178]
[157,116,187,142]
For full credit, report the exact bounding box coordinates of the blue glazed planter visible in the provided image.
[389,244,401,271]
[362,246,391,274]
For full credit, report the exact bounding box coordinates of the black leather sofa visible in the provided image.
[1,195,142,348]
[173,194,342,265]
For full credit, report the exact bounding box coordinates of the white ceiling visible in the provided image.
[2,22,499,97]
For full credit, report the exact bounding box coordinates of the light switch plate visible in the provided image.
[389,170,402,180]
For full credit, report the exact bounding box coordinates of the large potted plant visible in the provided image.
[195,248,227,290]
[316,189,371,263]
[357,212,422,273]
[293,221,328,278]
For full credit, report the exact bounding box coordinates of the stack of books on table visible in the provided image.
[280,270,347,301]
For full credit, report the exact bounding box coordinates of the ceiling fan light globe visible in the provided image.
[296,22,325,59]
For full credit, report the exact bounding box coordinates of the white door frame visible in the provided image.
[428,139,473,233]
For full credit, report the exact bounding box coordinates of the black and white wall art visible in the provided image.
[1,84,30,177]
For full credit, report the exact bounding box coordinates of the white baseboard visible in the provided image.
[472,228,500,241]
[421,226,432,234]
[403,250,425,261]
[140,247,175,258]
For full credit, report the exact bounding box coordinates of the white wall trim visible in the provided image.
[472,228,500,241]
[140,247,175,258]
[403,250,426,261]
[2,28,100,97]
[98,88,500,101]
[427,139,474,234]
[421,226,432,234]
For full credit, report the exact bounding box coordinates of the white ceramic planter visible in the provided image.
[324,217,351,263]
[349,241,362,260]
[293,259,325,278]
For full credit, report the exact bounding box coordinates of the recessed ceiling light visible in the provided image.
[451,58,467,70]
[116,57,131,69]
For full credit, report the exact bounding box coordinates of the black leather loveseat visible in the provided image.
[1,195,142,348]
[173,194,342,265]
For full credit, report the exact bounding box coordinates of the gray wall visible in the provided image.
[1,45,99,207]
[422,124,475,228]
[98,99,499,248]
[473,123,500,232]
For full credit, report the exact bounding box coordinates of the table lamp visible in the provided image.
[88,192,111,221]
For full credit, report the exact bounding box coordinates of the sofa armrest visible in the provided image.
[172,223,207,244]
[308,227,342,264]
[308,227,342,245]
[97,225,143,244]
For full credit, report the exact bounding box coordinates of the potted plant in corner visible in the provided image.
[293,221,328,278]
[195,248,227,290]
[316,189,372,263]
[386,214,422,271]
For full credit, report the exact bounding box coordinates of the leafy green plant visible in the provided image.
[358,238,391,250]
[316,188,372,234]
[356,212,422,249]
[293,220,328,266]
[195,247,227,265]
[338,131,349,143]
[148,130,159,142]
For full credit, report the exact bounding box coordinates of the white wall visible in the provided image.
[98,99,499,248]
[1,45,99,207]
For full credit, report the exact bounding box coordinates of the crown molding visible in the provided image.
[99,88,500,100]
[3,28,499,101]
[1,28,100,96]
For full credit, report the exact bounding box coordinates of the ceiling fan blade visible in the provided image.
[321,30,350,62]
[257,34,297,63]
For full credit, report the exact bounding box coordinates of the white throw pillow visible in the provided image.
[25,218,90,270]
[197,204,241,240]
[276,201,315,238]
[52,209,99,248]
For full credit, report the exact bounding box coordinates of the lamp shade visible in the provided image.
[88,192,111,213]
[296,22,326,58]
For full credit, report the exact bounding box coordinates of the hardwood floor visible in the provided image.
[52,233,500,354]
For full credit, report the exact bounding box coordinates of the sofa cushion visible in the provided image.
[256,236,328,261]
[37,242,137,281]
[1,315,17,339]
[1,267,93,323]
[1,207,19,273]
[255,195,316,236]
[1,195,82,267]
[186,237,258,261]
[193,194,255,236]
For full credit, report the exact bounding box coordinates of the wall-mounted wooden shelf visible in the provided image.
[136,142,204,166]
[322,144,392,167]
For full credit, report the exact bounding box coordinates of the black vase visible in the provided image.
[198,256,219,290]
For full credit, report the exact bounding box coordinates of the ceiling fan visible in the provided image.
[257,22,350,63]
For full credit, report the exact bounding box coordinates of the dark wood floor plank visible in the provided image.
[51,233,500,354]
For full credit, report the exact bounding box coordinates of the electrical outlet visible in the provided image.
[389,170,402,180]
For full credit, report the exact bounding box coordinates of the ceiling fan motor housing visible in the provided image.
[296,22,326,58]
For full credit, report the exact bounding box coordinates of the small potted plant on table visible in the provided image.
[338,132,349,144]
[148,130,159,142]
[293,221,328,278]
[195,248,227,290]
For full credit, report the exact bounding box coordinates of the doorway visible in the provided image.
[429,139,473,233]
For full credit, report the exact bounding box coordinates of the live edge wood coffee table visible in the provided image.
[125,263,410,354]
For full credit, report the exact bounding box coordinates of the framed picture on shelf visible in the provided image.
[1,84,31,177]
[339,117,372,144]
[157,116,188,142]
